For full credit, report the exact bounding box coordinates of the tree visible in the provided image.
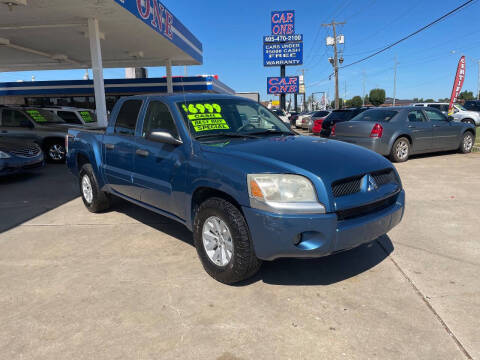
[458,90,474,101]
[363,95,369,105]
[330,98,344,109]
[438,97,450,102]
[350,96,363,107]
[369,88,386,106]
[424,98,434,102]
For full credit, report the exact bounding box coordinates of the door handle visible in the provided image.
[105,143,115,150]
[136,149,149,157]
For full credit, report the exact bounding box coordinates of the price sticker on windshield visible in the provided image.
[26,110,47,123]
[79,111,94,123]
[181,103,230,131]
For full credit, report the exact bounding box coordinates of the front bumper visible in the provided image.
[0,154,44,176]
[332,136,391,155]
[243,190,405,260]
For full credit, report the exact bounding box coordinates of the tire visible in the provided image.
[390,137,410,162]
[459,132,475,154]
[462,119,475,126]
[45,140,66,163]
[193,197,262,284]
[78,163,110,213]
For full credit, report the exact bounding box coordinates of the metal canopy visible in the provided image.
[0,0,203,72]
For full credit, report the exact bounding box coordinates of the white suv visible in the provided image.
[42,107,98,126]
[413,103,480,126]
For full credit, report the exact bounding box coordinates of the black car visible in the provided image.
[0,139,44,176]
[320,107,370,137]
[463,100,480,113]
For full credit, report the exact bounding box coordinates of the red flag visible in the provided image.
[448,56,466,115]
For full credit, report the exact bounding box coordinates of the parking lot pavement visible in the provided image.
[0,155,478,359]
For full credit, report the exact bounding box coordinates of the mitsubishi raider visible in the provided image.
[66,94,405,284]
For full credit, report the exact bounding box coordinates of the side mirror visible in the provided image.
[147,129,182,145]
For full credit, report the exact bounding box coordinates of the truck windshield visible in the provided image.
[25,109,65,124]
[177,99,292,139]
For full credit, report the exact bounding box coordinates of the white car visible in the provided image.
[295,112,314,128]
[413,103,480,126]
[270,108,290,125]
[42,106,98,126]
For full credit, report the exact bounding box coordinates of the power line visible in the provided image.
[340,0,476,69]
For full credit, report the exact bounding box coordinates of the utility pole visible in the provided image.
[322,20,345,109]
[280,64,286,111]
[477,59,480,100]
[393,56,398,106]
[362,71,366,105]
[302,68,307,110]
[344,80,347,105]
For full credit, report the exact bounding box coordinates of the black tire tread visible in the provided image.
[79,163,110,213]
[193,197,261,284]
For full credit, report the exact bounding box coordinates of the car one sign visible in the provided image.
[267,76,299,94]
[271,10,295,35]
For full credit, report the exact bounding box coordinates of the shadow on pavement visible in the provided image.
[0,164,79,233]
[113,197,394,287]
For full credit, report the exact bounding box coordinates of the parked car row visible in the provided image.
[0,105,98,175]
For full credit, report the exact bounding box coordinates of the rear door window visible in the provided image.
[408,110,427,122]
[114,100,143,135]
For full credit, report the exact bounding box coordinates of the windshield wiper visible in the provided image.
[195,132,259,140]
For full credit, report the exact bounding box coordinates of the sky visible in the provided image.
[1,0,479,102]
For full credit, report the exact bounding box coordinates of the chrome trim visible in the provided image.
[249,198,326,214]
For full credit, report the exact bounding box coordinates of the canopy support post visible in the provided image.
[88,18,108,127]
[166,59,173,94]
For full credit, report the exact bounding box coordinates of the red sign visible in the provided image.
[267,76,299,94]
[448,56,466,114]
[271,10,295,35]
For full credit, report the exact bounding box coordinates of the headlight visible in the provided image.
[247,174,325,214]
[0,151,11,159]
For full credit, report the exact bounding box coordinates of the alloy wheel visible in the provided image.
[49,144,65,161]
[464,134,473,152]
[202,216,233,267]
[396,140,409,160]
[81,175,93,204]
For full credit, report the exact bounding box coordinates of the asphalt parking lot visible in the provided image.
[1,152,479,359]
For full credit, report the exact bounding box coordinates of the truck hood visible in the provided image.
[200,135,393,186]
[460,110,480,119]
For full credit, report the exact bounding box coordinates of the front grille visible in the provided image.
[8,144,41,158]
[332,176,362,197]
[336,193,399,221]
[331,168,398,198]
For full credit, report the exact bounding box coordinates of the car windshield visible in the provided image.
[352,109,398,122]
[25,109,65,124]
[455,104,467,111]
[177,98,292,140]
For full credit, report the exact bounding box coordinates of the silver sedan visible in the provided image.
[332,107,476,162]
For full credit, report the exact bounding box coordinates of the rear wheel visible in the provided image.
[390,137,410,162]
[459,132,474,154]
[193,197,262,284]
[79,164,110,212]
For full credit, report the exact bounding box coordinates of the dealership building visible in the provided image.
[0,0,235,125]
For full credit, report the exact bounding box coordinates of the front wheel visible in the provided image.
[79,164,110,213]
[45,141,66,162]
[459,132,474,154]
[193,198,262,284]
[390,137,410,162]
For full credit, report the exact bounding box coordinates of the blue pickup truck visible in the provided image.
[67,94,405,284]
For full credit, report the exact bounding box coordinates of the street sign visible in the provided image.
[263,34,303,43]
[271,10,295,35]
[263,42,303,66]
[267,76,299,94]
